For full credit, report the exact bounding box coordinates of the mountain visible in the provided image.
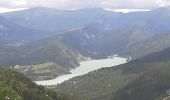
[1,5,170,100]
[2,7,121,33]
[1,6,170,81]
[2,7,170,59]
[127,32,170,58]
[0,15,47,45]
[0,35,84,81]
[0,15,83,81]
[0,68,70,100]
[58,25,137,58]
[113,62,170,100]
[1,6,170,82]
[58,13,170,59]
[55,47,170,100]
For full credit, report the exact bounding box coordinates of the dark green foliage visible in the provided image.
[113,62,170,100]
[0,68,70,100]
[0,35,81,80]
[0,37,80,68]
[127,29,170,58]
[0,81,22,100]
[56,47,170,100]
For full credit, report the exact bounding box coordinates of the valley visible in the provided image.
[55,47,170,100]
[0,4,170,100]
[35,56,127,85]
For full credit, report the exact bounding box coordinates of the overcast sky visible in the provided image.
[0,0,170,10]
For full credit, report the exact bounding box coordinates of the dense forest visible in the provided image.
[0,68,70,100]
[55,47,170,100]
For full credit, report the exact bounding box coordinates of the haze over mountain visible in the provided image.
[1,6,170,80]
[1,3,170,100]
[0,15,47,44]
[42,6,170,58]
[2,7,122,33]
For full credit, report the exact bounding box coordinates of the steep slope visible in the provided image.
[55,6,170,58]
[0,68,70,100]
[59,26,140,58]
[126,32,170,58]
[0,35,83,81]
[0,15,47,45]
[1,6,170,82]
[113,62,170,100]
[2,7,170,59]
[55,47,170,100]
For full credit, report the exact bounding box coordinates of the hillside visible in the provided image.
[2,2,170,100]
[2,6,170,81]
[113,62,170,100]
[59,25,155,58]
[0,68,70,100]
[1,6,170,62]
[1,7,170,99]
[126,32,170,58]
[2,7,121,33]
[55,47,170,100]
[52,6,170,58]
[0,15,47,45]
[0,36,83,81]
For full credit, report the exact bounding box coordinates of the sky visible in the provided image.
[0,0,170,13]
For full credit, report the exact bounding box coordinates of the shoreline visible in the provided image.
[35,56,127,86]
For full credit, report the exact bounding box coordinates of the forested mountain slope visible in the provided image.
[55,47,170,100]
[2,6,170,84]
[0,68,70,100]
[0,35,83,81]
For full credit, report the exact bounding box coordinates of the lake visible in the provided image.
[35,56,127,85]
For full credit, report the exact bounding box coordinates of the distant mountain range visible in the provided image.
[1,5,170,100]
[0,15,48,45]
[2,7,121,33]
[1,6,170,81]
[2,6,170,34]
[50,6,170,58]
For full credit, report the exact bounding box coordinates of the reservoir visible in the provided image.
[35,56,127,85]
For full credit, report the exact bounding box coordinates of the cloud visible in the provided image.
[0,0,26,8]
[0,7,27,13]
[0,0,170,9]
[24,0,170,9]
